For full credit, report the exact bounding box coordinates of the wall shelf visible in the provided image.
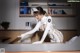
[19,14,33,17]
[19,0,76,17]
[49,14,76,17]
[19,14,76,17]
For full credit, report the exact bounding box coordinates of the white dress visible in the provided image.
[19,16,63,44]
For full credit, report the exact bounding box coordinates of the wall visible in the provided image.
[0,0,77,30]
[76,3,80,34]
[0,0,79,51]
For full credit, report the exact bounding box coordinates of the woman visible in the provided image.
[18,7,63,44]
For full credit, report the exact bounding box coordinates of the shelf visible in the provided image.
[19,6,73,9]
[48,14,76,17]
[20,5,48,8]
[48,6,73,9]
[19,14,33,17]
[19,14,76,17]
[26,0,48,2]
[19,0,76,17]
[20,0,66,2]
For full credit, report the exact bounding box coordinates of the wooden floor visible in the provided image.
[6,51,80,53]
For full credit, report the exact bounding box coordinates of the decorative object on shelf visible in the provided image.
[20,0,31,14]
[20,7,31,14]
[48,8,66,15]
[20,0,29,6]
[0,22,10,30]
[52,9,66,14]
[48,3,71,7]
[48,8,52,15]
[25,22,32,30]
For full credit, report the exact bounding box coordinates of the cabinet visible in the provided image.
[19,0,76,17]
[0,30,77,44]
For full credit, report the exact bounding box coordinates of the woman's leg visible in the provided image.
[49,33,56,42]
[52,32,61,42]
[51,29,63,43]
[18,34,32,43]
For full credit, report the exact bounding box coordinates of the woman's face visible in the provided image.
[34,14,42,21]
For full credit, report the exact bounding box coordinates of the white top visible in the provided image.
[22,16,55,42]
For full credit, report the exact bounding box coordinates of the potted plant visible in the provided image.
[0,22,10,30]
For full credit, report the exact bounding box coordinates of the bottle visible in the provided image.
[48,8,52,15]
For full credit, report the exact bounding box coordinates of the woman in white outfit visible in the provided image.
[18,7,63,44]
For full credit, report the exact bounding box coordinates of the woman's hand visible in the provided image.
[32,41,43,44]
[17,34,25,43]
[18,34,25,39]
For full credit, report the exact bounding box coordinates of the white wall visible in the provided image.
[0,0,77,30]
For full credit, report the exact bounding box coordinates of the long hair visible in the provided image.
[33,6,46,15]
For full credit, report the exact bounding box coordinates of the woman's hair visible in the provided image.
[33,6,46,15]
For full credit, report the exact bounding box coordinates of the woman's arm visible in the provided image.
[24,21,41,35]
[32,16,52,44]
[40,16,52,42]
[40,23,50,42]
[32,23,50,44]
[18,21,42,40]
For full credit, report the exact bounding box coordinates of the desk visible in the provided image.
[5,51,80,53]
[0,29,77,44]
